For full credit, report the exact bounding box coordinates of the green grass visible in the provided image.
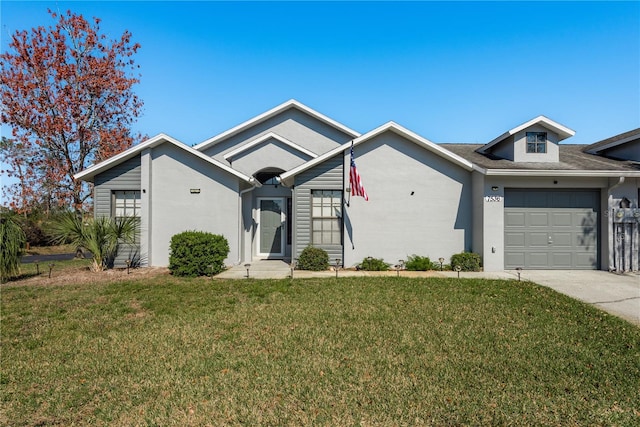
[2,277,639,426]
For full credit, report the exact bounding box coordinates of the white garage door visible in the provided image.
[504,189,599,269]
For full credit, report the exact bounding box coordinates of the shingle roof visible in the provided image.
[441,144,640,172]
[583,128,640,154]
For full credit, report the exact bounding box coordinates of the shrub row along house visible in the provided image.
[75,100,640,272]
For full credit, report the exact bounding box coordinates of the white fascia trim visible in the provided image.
[584,132,640,154]
[223,132,318,161]
[279,121,474,183]
[74,133,254,183]
[193,99,361,152]
[483,169,640,177]
[478,115,576,154]
[74,133,170,181]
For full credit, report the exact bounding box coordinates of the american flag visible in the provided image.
[350,143,369,201]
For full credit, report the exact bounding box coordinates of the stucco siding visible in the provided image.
[149,143,241,267]
[342,132,473,268]
[93,156,141,267]
[202,108,352,162]
[604,143,640,162]
[512,124,560,163]
[230,141,313,176]
[293,154,343,263]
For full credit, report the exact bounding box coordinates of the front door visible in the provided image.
[257,198,285,257]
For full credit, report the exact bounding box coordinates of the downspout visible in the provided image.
[237,178,262,264]
[607,176,625,272]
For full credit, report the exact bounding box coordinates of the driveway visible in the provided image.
[505,270,640,326]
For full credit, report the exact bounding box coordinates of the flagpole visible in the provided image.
[346,141,353,207]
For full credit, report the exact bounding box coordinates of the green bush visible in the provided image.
[297,246,329,271]
[1,215,26,282]
[405,255,437,271]
[359,256,389,271]
[169,231,229,277]
[450,252,482,272]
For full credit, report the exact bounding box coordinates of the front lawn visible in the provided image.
[1,277,639,426]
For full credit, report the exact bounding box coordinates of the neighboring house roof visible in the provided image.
[74,133,255,183]
[279,121,475,184]
[582,128,640,154]
[193,99,361,152]
[444,143,640,176]
[222,132,318,161]
[476,115,575,154]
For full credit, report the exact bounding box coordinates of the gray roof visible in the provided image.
[583,128,640,153]
[441,144,640,172]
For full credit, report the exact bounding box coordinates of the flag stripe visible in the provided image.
[350,144,368,201]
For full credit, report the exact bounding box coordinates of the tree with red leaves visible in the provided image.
[0,9,143,213]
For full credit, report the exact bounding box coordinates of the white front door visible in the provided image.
[257,198,285,257]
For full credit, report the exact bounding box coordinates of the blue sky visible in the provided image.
[1,0,639,149]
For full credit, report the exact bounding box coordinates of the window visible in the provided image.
[312,190,342,245]
[113,190,141,218]
[526,132,547,153]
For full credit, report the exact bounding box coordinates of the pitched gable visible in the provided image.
[74,134,253,183]
[476,116,575,163]
[583,128,640,161]
[193,100,360,164]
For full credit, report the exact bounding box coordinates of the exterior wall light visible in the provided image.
[491,186,499,191]
[190,188,201,194]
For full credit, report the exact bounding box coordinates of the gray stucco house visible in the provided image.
[75,100,640,272]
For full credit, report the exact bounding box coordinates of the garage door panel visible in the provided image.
[550,252,573,268]
[529,212,549,227]
[575,252,598,269]
[505,252,525,267]
[505,232,525,247]
[529,232,549,247]
[576,232,596,248]
[529,252,550,268]
[504,189,599,269]
[551,212,572,227]
[551,232,572,247]
[505,212,526,227]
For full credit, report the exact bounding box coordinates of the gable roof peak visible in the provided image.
[477,115,575,154]
[192,99,360,152]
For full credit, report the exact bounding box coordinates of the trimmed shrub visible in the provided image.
[297,246,329,271]
[450,252,482,272]
[405,255,436,271]
[359,256,389,271]
[169,231,229,277]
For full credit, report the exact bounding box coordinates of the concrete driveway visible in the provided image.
[504,270,640,326]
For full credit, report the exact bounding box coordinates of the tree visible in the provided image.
[49,211,138,272]
[0,213,26,282]
[0,9,143,213]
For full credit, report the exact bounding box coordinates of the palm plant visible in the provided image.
[49,212,138,272]
[0,214,26,282]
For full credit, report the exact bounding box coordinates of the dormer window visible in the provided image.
[526,132,547,153]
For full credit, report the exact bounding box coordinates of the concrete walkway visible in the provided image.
[216,261,639,325]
